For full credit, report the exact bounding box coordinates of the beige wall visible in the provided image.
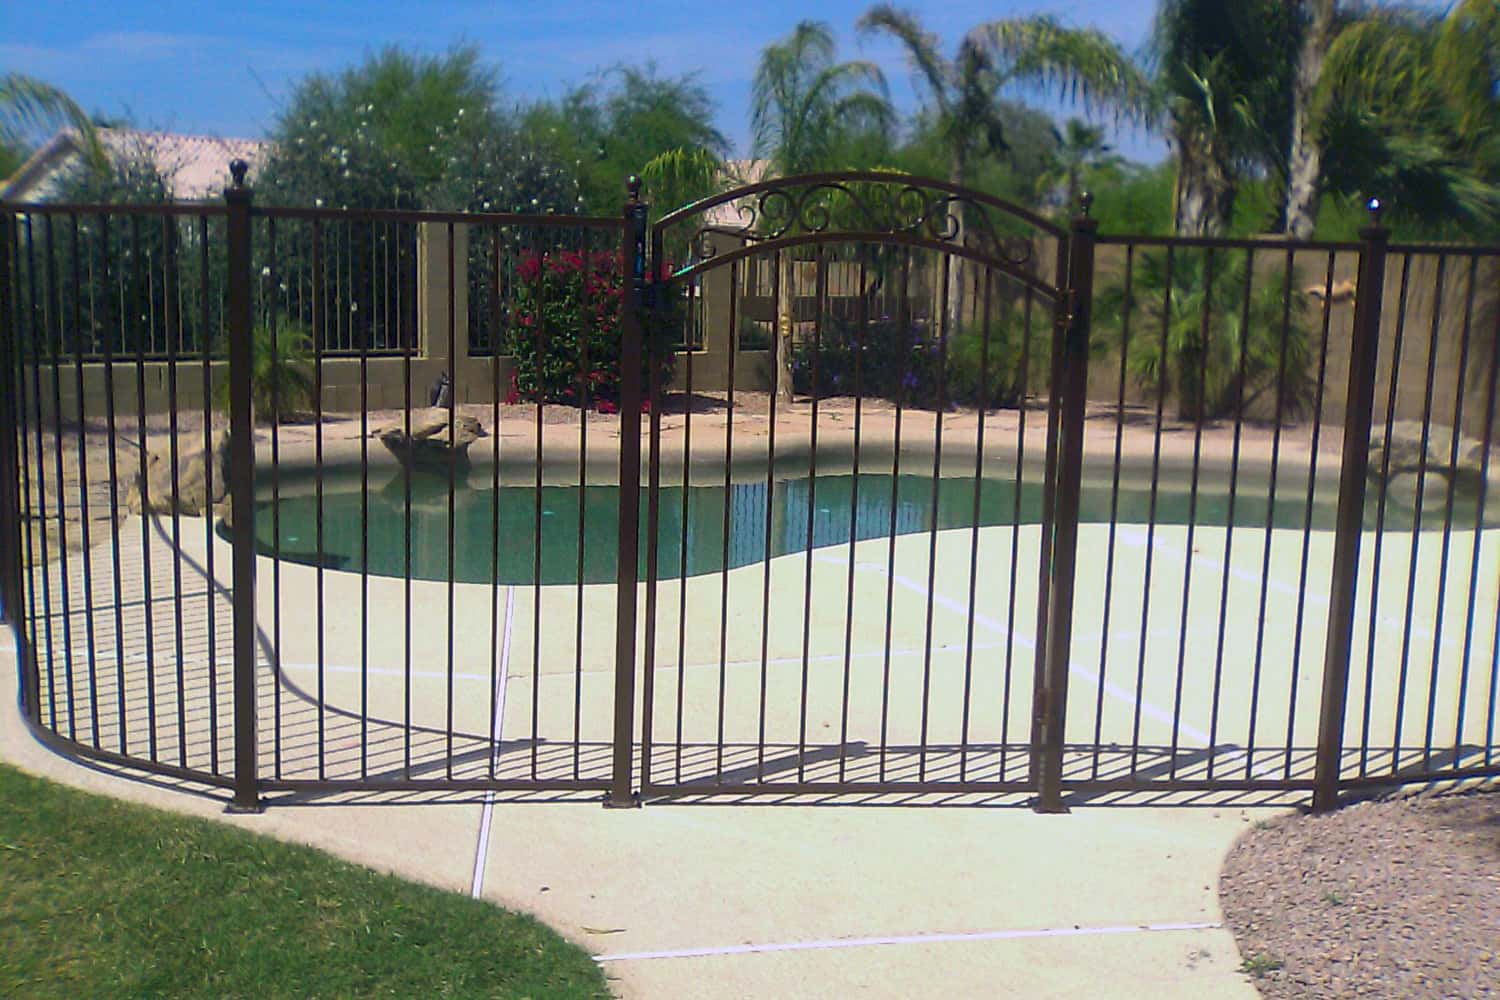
[1084,243,1500,442]
[23,225,1498,444]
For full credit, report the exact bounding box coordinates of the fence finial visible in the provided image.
[1366,196,1383,226]
[1079,191,1094,218]
[229,159,249,189]
[626,175,642,204]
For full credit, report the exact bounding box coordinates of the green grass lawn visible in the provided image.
[0,764,611,998]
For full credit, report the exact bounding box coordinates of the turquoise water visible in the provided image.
[247,467,1453,586]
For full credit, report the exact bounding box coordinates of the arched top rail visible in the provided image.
[650,171,1067,291]
[661,227,1064,303]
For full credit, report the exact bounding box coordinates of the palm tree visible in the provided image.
[1312,0,1500,236]
[1283,0,1339,239]
[1,73,106,179]
[1036,118,1123,215]
[862,6,1151,321]
[1148,0,1300,237]
[750,21,894,400]
[750,20,893,177]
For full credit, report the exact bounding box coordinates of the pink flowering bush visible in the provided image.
[505,249,676,407]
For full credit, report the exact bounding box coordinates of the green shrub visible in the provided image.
[504,249,675,406]
[790,313,1034,410]
[1097,249,1313,422]
[214,323,315,422]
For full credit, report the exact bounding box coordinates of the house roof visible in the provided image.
[701,159,771,229]
[1,127,269,203]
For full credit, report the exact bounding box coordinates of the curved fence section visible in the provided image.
[1,174,1497,813]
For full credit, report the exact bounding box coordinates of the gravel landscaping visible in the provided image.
[1221,785,1499,998]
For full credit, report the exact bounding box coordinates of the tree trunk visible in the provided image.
[1172,128,1237,237]
[776,250,794,403]
[1284,0,1337,239]
[946,153,966,333]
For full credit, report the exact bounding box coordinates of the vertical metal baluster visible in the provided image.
[715,256,739,781]
[680,258,697,784]
[95,214,126,753]
[1284,250,1338,779]
[1359,254,1413,775]
[1456,254,1499,769]
[1002,286,1036,783]
[1167,248,1213,779]
[918,253,949,782]
[1131,245,1174,776]
[360,218,372,778]
[641,223,666,791]
[838,243,868,783]
[70,215,101,749]
[311,217,326,779]
[1093,247,1134,780]
[42,215,77,740]
[402,220,413,778]
[1391,255,1447,773]
[1207,248,1256,781]
[158,214,186,765]
[531,233,545,780]
[200,215,220,773]
[959,265,993,782]
[12,215,46,730]
[269,218,284,778]
[1244,250,1297,779]
[445,221,458,779]
[878,248,912,781]
[1422,254,1477,770]
[489,224,503,780]
[22,218,56,733]
[756,251,776,782]
[574,229,590,778]
[128,215,158,760]
[798,245,825,781]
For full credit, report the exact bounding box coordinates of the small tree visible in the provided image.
[504,249,675,407]
[1099,249,1313,423]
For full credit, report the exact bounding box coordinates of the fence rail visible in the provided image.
[2,169,1497,812]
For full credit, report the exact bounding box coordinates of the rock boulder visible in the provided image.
[123,429,231,517]
[376,408,485,470]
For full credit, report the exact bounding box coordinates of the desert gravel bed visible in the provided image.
[1221,786,1499,998]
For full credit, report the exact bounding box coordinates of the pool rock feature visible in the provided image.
[1367,421,1496,508]
[124,428,231,517]
[376,408,486,470]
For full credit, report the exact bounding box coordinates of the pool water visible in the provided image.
[248,466,1487,586]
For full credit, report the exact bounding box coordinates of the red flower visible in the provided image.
[596,399,619,414]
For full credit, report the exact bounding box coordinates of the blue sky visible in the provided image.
[3,0,1169,162]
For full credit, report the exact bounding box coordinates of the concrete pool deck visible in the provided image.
[7,394,1500,997]
[2,629,1270,1000]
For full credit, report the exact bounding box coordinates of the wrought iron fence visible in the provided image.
[2,167,1497,814]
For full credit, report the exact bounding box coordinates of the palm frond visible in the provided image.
[857,4,954,117]
[973,17,1157,127]
[0,73,106,171]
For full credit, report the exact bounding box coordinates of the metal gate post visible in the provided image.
[1035,196,1098,813]
[1312,200,1389,813]
[224,161,264,814]
[607,176,647,808]
[0,209,30,711]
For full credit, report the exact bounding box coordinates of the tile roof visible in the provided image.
[2,127,269,202]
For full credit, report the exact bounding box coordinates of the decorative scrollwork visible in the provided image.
[668,177,1039,273]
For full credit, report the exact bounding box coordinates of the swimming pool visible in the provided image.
[249,467,1488,585]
